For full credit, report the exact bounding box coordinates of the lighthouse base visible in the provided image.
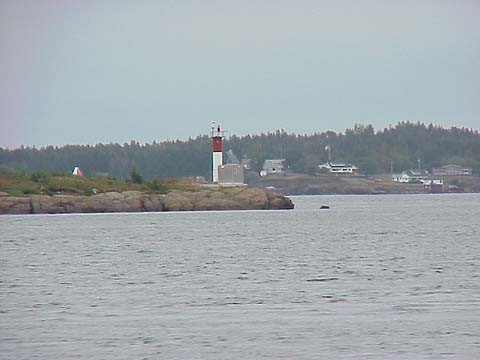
[212,152,223,183]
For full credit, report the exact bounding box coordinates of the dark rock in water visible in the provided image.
[320,205,330,209]
[306,277,338,282]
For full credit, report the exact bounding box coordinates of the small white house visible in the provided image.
[392,170,428,183]
[318,161,357,175]
[262,159,286,174]
[391,173,409,183]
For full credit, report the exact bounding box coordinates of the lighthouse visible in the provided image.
[211,122,224,183]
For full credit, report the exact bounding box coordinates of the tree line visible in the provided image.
[1,122,479,179]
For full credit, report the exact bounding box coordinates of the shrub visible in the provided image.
[31,172,51,184]
[130,169,143,184]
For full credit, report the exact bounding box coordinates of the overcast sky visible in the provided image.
[1,0,479,148]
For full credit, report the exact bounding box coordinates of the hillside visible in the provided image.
[1,122,479,179]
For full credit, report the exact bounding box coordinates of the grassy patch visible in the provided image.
[0,168,40,196]
[0,168,202,196]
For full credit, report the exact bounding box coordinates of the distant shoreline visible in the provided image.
[287,191,480,196]
[277,189,480,196]
[250,173,480,196]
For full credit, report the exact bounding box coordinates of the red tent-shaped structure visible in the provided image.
[72,166,84,176]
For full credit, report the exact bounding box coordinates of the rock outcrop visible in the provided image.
[0,188,294,215]
[0,196,32,214]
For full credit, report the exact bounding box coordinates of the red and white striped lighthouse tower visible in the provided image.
[211,122,224,183]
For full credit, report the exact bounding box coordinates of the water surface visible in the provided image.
[1,194,479,359]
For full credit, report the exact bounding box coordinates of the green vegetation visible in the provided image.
[1,122,479,178]
[0,167,199,197]
[130,169,143,184]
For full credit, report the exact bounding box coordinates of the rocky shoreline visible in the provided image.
[251,174,480,196]
[0,188,294,215]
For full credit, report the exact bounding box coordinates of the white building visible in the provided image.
[262,159,286,175]
[318,161,358,175]
[392,170,428,183]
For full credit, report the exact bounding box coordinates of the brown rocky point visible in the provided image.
[0,188,294,214]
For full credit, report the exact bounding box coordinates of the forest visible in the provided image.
[1,122,479,180]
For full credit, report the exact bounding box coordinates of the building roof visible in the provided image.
[404,169,428,177]
[433,164,472,170]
